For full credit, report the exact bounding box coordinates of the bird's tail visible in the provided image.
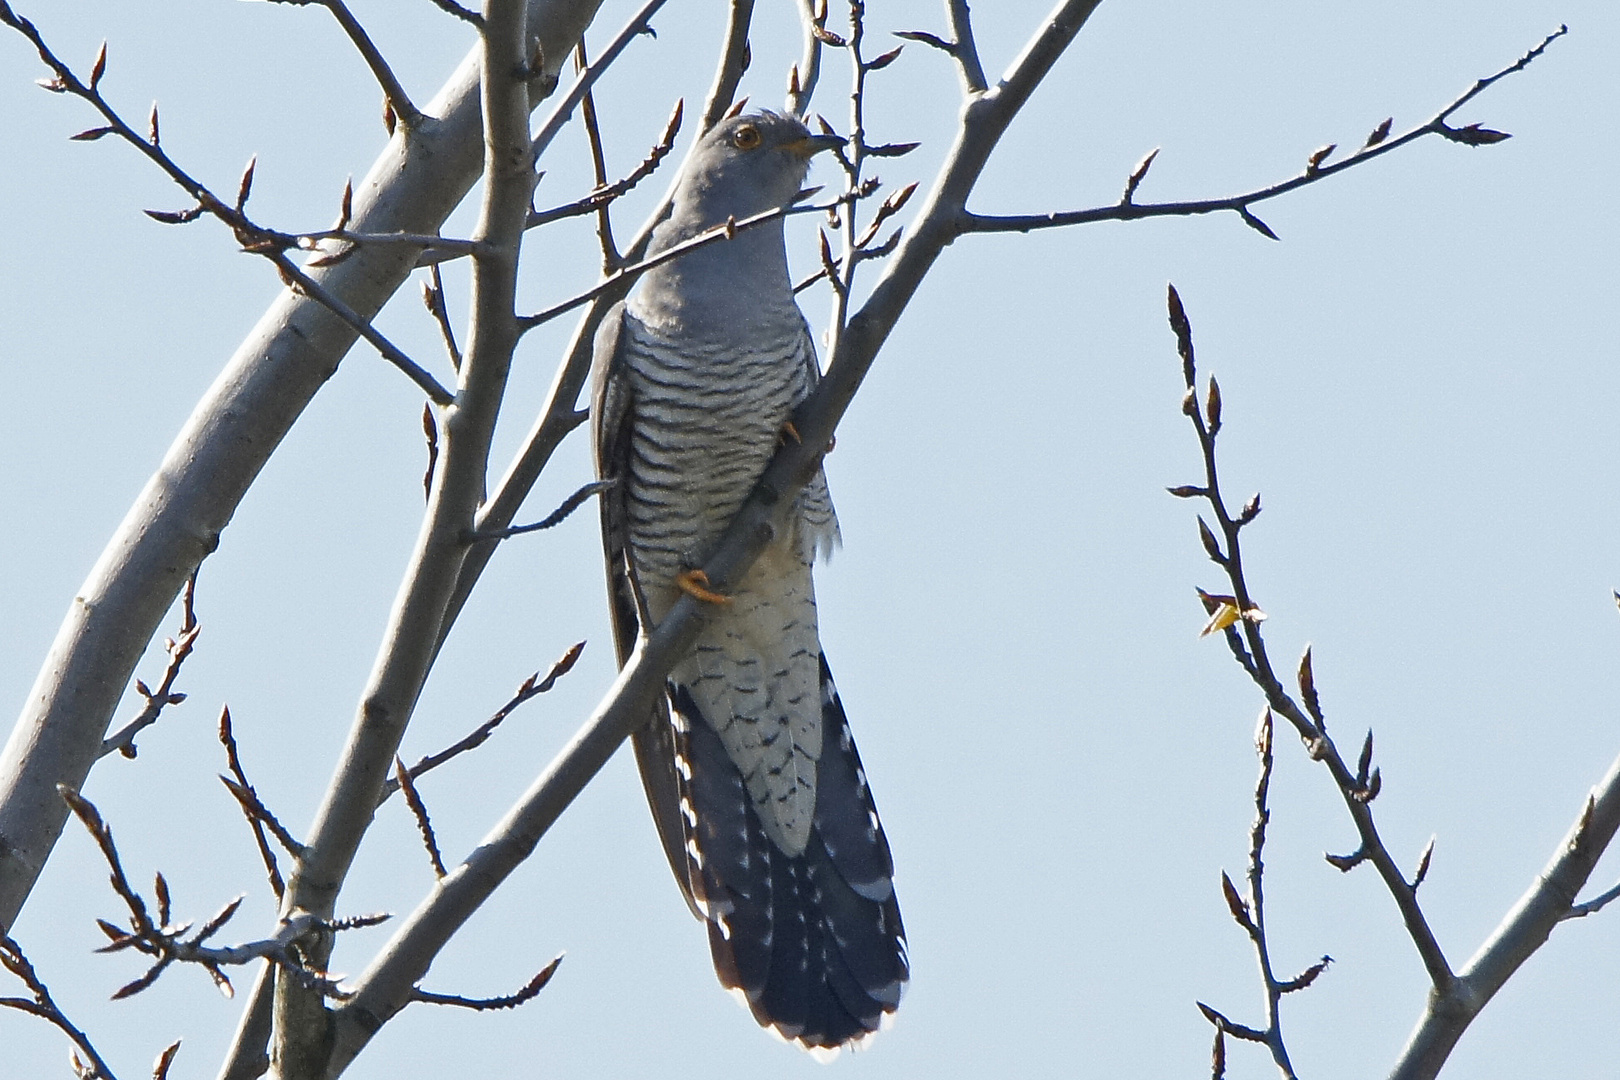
[668,657,908,1051]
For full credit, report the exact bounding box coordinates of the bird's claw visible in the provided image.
[779,420,835,454]
[676,569,731,605]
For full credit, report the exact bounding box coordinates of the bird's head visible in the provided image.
[671,112,844,226]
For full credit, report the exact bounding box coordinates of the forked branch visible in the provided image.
[1166,285,1620,1080]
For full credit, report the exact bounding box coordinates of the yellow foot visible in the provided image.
[676,569,731,605]
[780,421,835,454]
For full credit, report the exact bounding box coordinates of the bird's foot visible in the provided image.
[778,420,835,454]
[676,569,731,605]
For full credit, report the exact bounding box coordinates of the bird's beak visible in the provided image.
[784,133,845,159]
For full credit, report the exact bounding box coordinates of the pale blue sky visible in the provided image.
[2,2,1617,1077]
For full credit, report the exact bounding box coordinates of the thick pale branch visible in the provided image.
[1388,751,1620,1080]
[0,0,607,937]
[271,0,542,1066]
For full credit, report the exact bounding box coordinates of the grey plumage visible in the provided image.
[591,112,907,1050]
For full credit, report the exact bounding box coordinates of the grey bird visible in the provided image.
[590,111,908,1050]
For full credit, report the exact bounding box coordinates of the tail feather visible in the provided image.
[669,665,907,1051]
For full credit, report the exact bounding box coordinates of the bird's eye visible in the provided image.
[731,124,762,150]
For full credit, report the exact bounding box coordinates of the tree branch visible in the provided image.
[786,0,825,118]
[1389,752,1620,1080]
[1,932,122,1080]
[325,2,1110,1067]
[1167,284,1455,991]
[529,0,669,160]
[1166,286,1620,1080]
[961,25,1566,238]
[945,0,988,94]
[0,0,609,937]
[310,0,424,128]
[98,574,199,760]
[706,0,755,127]
[272,1,541,1070]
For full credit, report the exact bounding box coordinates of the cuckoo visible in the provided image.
[590,111,908,1050]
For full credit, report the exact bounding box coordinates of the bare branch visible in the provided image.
[471,480,613,540]
[944,0,988,93]
[1391,753,1620,1079]
[574,42,621,269]
[413,955,561,1009]
[276,1,545,1066]
[99,574,199,759]
[0,3,455,406]
[379,641,585,804]
[310,0,423,127]
[527,99,682,232]
[1,932,122,1080]
[422,263,462,370]
[1565,878,1620,920]
[218,707,287,901]
[705,0,755,130]
[961,27,1566,237]
[268,252,454,404]
[219,776,305,861]
[1166,286,1455,992]
[423,0,484,28]
[517,191,862,332]
[394,757,446,879]
[786,0,824,117]
[530,0,670,159]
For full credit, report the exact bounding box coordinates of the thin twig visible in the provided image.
[377,642,586,805]
[99,573,199,759]
[56,785,377,1001]
[394,757,446,879]
[530,0,671,159]
[962,26,1567,238]
[527,99,682,233]
[470,480,613,540]
[518,188,868,332]
[2,5,455,404]
[575,43,621,270]
[422,263,462,370]
[1565,879,1620,920]
[1166,284,1454,991]
[313,0,423,127]
[1209,707,1306,1079]
[218,707,286,901]
[422,0,482,28]
[270,253,453,404]
[787,0,826,117]
[1,933,122,1080]
[412,955,561,1009]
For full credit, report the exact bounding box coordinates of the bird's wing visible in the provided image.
[590,303,698,915]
